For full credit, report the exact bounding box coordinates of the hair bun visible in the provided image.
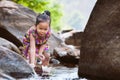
[44,10,51,17]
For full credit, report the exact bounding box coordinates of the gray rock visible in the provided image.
[0,46,34,78]
[53,45,80,65]
[0,0,37,47]
[0,37,21,54]
[0,71,15,80]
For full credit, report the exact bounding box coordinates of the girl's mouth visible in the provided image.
[39,33,44,36]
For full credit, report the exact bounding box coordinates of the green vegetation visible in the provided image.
[12,0,63,32]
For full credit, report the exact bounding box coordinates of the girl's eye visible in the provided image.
[39,28,43,30]
[44,29,47,30]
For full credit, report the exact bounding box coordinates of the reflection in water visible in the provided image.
[20,65,87,80]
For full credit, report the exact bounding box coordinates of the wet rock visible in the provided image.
[0,71,15,80]
[78,0,120,80]
[34,66,43,76]
[0,46,34,79]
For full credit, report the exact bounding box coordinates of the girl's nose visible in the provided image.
[40,30,45,33]
[41,30,44,33]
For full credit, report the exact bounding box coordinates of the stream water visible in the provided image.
[19,65,87,80]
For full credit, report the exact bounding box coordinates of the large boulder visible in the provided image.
[0,37,21,54]
[78,0,120,80]
[0,0,36,47]
[0,46,34,78]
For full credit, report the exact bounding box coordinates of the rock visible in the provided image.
[60,29,73,33]
[53,45,80,66]
[48,32,64,54]
[59,30,83,47]
[0,46,35,78]
[0,37,21,54]
[0,71,15,80]
[0,0,37,47]
[34,67,42,76]
[50,58,60,64]
[78,0,120,80]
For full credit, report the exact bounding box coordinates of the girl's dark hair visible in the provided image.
[35,10,51,27]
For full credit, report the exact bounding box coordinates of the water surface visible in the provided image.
[19,65,87,80]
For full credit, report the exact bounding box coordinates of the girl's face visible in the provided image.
[36,22,49,37]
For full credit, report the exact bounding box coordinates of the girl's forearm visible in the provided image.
[39,44,46,54]
[29,47,35,64]
[30,48,35,54]
[29,34,36,64]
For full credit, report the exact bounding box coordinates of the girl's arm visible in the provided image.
[39,44,46,54]
[29,34,36,64]
[38,44,46,60]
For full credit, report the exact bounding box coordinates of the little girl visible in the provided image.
[22,10,51,70]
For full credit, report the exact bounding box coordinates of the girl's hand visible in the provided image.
[39,54,45,60]
[36,54,45,60]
